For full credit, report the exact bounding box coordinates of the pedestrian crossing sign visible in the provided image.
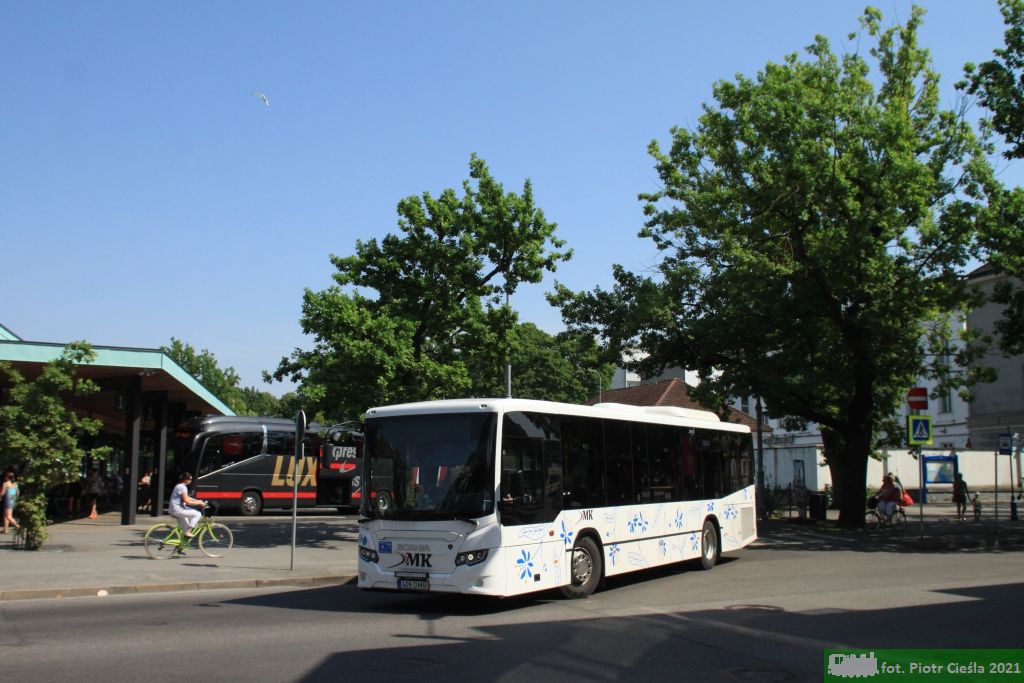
[908,415,933,445]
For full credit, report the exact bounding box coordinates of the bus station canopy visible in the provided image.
[0,333,234,431]
[0,324,234,525]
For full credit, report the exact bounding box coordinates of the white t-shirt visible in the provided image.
[169,483,189,515]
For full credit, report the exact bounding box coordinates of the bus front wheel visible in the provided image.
[699,519,719,570]
[240,491,263,516]
[560,536,602,599]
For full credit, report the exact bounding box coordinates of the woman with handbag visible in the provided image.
[876,474,901,522]
[952,473,970,521]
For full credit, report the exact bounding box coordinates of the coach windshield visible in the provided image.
[362,412,496,522]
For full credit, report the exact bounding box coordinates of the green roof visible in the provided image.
[0,339,235,417]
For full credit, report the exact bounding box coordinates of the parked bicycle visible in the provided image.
[144,504,234,559]
[864,495,907,532]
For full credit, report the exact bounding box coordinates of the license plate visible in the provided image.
[397,578,429,591]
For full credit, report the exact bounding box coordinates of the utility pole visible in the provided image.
[755,396,766,521]
[505,290,512,398]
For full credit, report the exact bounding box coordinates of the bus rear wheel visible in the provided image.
[699,519,719,570]
[560,536,602,599]
[240,491,262,516]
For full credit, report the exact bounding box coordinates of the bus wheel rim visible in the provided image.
[703,528,716,560]
[571,547,593,584]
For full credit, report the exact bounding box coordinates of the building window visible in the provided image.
[741,396,750,414]
[940,388,953,414]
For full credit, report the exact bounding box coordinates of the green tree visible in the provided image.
[273,155,572,419]
[962,0,1024,354]
[162,338,283,416]
[552,7,999,527]
[464,322,613,403]
[0,342,107,548]
[162,338,245,412]
[236,386,283,417]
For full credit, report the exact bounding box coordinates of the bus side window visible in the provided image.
[267,431,295,456]
[198,432,261,476]
[499,412,562,526]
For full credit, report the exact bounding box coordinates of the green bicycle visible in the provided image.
[144,505,234,559]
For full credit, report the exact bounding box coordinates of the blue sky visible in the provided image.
[2,1,1018,394]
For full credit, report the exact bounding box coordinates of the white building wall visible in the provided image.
[760,444,1023,494]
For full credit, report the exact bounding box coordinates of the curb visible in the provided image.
[0,574,357,603]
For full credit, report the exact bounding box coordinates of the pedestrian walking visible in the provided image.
[952,473,970,521]
[85,467,104,519]
[2,470,20,533]
[138,469,152,512]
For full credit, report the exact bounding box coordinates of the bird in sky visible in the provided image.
[252,91,270,108]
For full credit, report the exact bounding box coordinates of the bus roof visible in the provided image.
[364,398,749,433]
[179,415,323,433]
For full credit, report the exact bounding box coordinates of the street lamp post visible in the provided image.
[755,396,766,522]
[505,290,512,398]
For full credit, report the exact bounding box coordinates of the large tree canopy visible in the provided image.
[274,155,580,419]
[963,0,1024,355]
[552,7,1001,527]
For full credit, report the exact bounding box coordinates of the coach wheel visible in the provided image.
[240,491,263,516]
[699,519,719,570]
[560,536,602,599]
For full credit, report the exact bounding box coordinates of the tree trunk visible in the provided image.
[835,428,870,528]
[821,428,844,515]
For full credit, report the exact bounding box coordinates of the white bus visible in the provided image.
[356,398,757,598]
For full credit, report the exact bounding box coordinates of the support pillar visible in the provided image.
[120,378,142,525]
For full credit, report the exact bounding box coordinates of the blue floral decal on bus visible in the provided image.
[516,549,535,581]
[658,538,668,556]
[628,512,648,534]
[690,532,700,552]
[609,543,621,566]
[674,510,685,529]
[559,521,574,547]
[724,504,738,520]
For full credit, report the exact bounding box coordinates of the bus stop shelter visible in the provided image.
[0,325,234,525]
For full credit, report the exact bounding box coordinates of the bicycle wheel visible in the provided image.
[198,523,234,557]
[864,510,880,532]
[144,524,181,559]
[892,509,908,532]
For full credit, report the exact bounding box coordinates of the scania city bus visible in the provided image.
[356,398,756,598]
[170,416,362,516]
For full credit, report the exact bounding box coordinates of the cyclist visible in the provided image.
[876,473,901,522]
[169,472,208,541]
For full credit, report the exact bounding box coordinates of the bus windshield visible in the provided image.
[362,412,497,522]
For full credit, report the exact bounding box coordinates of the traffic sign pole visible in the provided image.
[291,410,307,571]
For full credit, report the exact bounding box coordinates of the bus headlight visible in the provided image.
[455,549,488,566]
[359,546,379,563]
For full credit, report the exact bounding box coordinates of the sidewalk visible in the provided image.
[1,503,1021,602]
[0,511,359,602]
[761,500,1024,551]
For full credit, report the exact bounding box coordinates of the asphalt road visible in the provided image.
[2,532,1021,683]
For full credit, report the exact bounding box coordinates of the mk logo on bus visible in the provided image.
[388,552,433,569]
[270,456,318,488]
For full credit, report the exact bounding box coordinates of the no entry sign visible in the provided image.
[906,387,928,410]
